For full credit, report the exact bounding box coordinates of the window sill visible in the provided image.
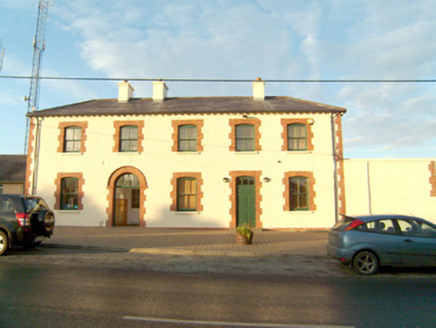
[233,151,260,155]
[174,211,202,215]
[115,152,141,156]
[60,152,84,156]
[175,152,202,155]
[287,211,315,214]
[285,151,313,155]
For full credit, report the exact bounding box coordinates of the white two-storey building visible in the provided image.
[25,80,346,229]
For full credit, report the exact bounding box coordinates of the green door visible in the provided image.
[236,176,256,228]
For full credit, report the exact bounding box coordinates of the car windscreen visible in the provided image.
[24,198,49,213]
[332,216,355,230]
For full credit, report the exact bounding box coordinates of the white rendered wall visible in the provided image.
[32,112,339,228]
[344,159,436,223]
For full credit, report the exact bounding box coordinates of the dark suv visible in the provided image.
[0,194,55,255]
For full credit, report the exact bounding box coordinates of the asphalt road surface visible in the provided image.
[1,247,436,327]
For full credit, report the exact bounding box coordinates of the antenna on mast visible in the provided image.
[24,0,51,154]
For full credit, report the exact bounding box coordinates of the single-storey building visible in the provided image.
[0,155,26,194]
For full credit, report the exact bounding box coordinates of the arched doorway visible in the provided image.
[114,173,140,226]
[107,166,147,227]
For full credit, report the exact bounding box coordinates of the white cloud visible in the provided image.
[3,0,435,157]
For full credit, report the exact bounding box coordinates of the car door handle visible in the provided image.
[403,238,413,243]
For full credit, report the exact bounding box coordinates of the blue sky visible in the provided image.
[1,0,435,158]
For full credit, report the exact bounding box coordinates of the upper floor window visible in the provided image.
[287,124,307,151]
[177,178,197,211]
[61,177,79,210]
[178,125,197,152]
[57,122,88,153]
[281,119,314,152]
[171,120,204,153]
[113,121,144,153]
[64,127,82,152]
[235,124,255,152]
[229,118,261,152]
[120,126,138,152]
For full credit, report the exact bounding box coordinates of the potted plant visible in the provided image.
[235,224,253,245]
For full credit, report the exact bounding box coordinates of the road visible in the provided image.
[1,247,436,327]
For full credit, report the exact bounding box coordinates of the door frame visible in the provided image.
[106,166,147,227]
[229,171,263,229]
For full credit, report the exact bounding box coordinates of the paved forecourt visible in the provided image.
[42,226,329,258]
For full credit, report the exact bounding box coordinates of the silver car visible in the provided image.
[327,214,436,275]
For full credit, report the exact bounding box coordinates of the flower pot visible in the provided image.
[236,231,253,245]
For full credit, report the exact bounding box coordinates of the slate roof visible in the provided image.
[27,96,346,117]
[0,155,27,183]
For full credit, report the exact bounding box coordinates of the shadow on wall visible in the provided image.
[143,205,228,229]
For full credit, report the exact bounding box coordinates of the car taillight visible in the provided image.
[344,219,364,231]
[16,213,30,227]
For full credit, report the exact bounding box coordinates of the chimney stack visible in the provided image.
[118,80,134,103]
[153,80,168,102]
[252,77,265,101]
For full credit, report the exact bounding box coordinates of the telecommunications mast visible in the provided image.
[24,0,50,153]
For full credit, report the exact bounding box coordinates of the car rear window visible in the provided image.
[332,216,355,230]
[24,198,49,213]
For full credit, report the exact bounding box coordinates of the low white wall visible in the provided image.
[344,159,436,223]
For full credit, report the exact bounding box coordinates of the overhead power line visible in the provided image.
[0,75,435,83]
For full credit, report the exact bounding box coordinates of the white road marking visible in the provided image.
[123,316,354,328]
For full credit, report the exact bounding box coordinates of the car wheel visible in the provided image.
[0,230,9,256]
[352,251,379,275]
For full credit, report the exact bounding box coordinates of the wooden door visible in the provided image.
[236,176,256,228]
[115,199,128,226]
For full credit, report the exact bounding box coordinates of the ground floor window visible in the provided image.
[283,171,316,212]
[61,177,79,210]
[170,172,203,212]
[289,177,308,210]
[177,178,197,211]
[54,173,84,211]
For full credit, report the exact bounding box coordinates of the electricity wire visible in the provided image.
[0,75,435,83]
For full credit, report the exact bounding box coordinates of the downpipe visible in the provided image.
[31,117,42,196]
[331,113,339,222]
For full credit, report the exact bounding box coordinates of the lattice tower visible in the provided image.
[24,0,50,153]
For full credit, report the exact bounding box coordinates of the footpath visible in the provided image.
[43,226,329,259]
